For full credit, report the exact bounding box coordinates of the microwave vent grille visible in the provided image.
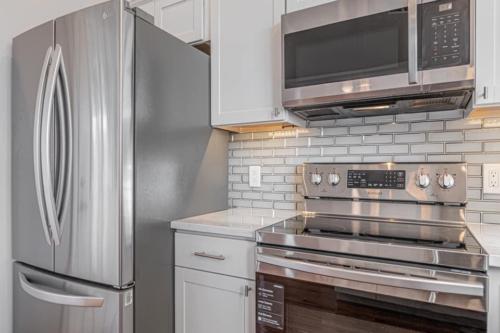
[290,90,474,121]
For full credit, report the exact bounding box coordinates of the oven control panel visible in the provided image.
[303,163,467,204]
[347,170,406,189]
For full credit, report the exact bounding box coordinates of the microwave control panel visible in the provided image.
[421,0,470,69]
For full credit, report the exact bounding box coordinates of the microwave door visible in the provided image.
[282,0,423,109]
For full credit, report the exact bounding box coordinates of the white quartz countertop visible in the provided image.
[468,223,500,268]
[171,208,299,240]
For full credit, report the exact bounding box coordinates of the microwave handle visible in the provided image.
[408,0,419,84]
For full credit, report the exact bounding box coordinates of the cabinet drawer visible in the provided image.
[175,233,255,280]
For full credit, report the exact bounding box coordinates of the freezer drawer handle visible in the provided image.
[33,46,54,246]
[19,273,105,308]
[193,251,226,261]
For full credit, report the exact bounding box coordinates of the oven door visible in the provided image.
[282,0,422,109]
[256,247,487,333]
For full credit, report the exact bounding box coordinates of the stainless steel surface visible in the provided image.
[257,162,488,327]
[257,163,487,271]
[282,0,409,34]
[19,272,104,307]
[14,263,133,333]
[256,247,487,312]
[134,14,228,333]
[281,0,475,120]
[13,2,228,333]
[408,0,419,85]
[120,6,135,292]
[12,20,55,271]
[193,252,226,261]
[33,46,53,247]
[304,199,466,225]
[257,251,483,297]
[53,0,132,287]
[303,163,468,204]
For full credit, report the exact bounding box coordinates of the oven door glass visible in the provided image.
[256,273,486,333]
[284,7,410,89]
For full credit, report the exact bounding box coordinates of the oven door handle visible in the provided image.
[257,254,484,297]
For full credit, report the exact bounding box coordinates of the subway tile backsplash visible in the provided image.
[227,110,500,224]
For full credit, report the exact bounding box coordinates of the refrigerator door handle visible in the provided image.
[19,273,105,308]
[54,50,73,236]
[33,46,54,246]
[41,44,62,245]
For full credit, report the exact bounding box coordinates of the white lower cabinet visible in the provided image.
[175,267,256,333]
[174,232,256,333]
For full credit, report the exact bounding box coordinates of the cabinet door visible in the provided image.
[286,0,335,13]
[475,0,500,107]
[175,267,255,333]
[211,0,287,126]
[154,0,208,44]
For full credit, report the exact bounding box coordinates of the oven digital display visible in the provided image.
[347,170,406,189]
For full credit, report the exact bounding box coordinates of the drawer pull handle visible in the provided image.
[193,251,226,261]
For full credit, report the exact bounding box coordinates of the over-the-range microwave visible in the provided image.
[281,0,476,120]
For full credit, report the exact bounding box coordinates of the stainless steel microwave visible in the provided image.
[281,0,476,120]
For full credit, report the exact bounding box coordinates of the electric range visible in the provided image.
[256,163,488,333]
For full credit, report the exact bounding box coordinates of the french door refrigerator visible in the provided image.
[11,1,228,332]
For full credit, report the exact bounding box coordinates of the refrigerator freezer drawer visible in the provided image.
[13,263,133,333]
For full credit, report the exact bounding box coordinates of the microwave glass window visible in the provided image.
[284,8,409,89]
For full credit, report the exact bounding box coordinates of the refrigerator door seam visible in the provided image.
[54,49,73,235]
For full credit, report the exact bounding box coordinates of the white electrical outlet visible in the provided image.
[249,166,261,187]
[483,164,500,194]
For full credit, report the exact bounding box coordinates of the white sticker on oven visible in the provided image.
[257,281,284,330]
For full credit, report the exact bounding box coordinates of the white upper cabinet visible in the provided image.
[286,0,335,13]
[475,0,500,107]
[211,0,304,131]
[138,0,209,44]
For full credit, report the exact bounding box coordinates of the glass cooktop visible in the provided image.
[256,214,487,271]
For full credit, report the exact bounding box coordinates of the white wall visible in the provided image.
[0,1,103,331]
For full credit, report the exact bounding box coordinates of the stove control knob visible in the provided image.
[416,173,431,189]
[328,173,341,186]
[311,173,322,185]
[438,172,455,189]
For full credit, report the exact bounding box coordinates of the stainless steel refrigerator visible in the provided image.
[11,1,228,332]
